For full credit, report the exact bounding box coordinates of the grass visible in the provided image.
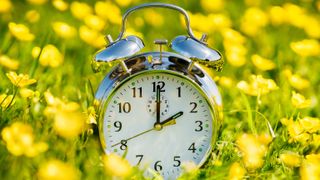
[0,0,320,179]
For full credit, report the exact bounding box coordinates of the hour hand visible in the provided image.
[161,111,183,126]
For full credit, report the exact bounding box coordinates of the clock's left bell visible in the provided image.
[93,35,144,62]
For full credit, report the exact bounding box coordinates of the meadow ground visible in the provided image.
[0,0,320,179]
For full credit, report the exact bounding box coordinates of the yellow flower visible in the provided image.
[291,91,311,109]
[300,154,320,180]
[26,0,47,5]
[285,118,312,144]
[236,133,272,170]
[84,15,106,31]
[268,6,286,25]
[299,117,320,134]
[288,74,310,90]
[251,54,276,71]
[19,88,35,99]
[237,75,278,96]
[228,162,246,180]
[79,25,105,48]
[52,21,76,39]
[303,16,320,39]
[280,152,301,167]
[31,46,41,59]
[25,10,40,23]
[283,3,305,28]
[290,39,320,57]
[115,0,132,7]
[94,1,121,25]
[54,110,86,138]
[86,106,97,124]
[201,0,224,12]
[222,28,246,44]
[70,1,92,20]
[0,94,15,109]
[144,10,164,27]
[224,44,247,67]
[240,7,268,36]
[103,153,132,177]
[6,71,37,87]
[0,55,19,70]
[218,76,234,88]
[0,0,12,13]
[52,0,68,11]
[38,159,79,180]
[208,14,232,31]
[1,122,48,157]
[8,22,35,41]
[39,44,64,67]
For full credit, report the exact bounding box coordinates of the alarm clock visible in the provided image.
[93,3,223,179]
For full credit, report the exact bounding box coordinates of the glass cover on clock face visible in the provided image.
[102,72,214,179]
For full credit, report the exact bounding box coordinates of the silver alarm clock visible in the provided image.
[93,3,223,179]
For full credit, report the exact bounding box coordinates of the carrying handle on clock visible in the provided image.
[114,3,202,43]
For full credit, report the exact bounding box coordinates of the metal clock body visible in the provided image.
[92,3,224,179]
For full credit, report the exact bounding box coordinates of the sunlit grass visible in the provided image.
[0,0,320,179]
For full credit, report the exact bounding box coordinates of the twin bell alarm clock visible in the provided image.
[92,3,223,179]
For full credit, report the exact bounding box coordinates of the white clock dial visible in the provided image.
[103,72,214,179]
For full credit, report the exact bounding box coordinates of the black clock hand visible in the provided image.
[155,85,161,125]
[111,111,184,147]
[160,111,183,125]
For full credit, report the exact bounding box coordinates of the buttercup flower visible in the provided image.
[38,159,79,180]
[52,21,76,39]
[300,154,320,180]
[280,152,301,167]
[39,44,64,67]
[229,162,246,180]
[52,0,68,11]
[8,22,35,41]
[217,76,234,88]
[237,75,278,96]
[27,0,47,5]
[268,6,286,25]
[6,71,37,87]
[54,109,86,138]
[19,88,35,99]
[251,54,276,71]
[70,1,92,20]
[240,7,268,36]
[1,122,48,157]
[200,0,224,12]
[79,25,105,48]
[94,1,121,24]
[31,46,41,59]
[84,15,106,31]
[0,55,19,70]
[299,117,320,134]
[0,0,12,13]
[0,94,15,109]
[291,91,311,109]
[290,39,320,57]
[103,153,132,177]
[115,0,132,7]
[25,10,40,23]
[288,74,310,90]
[236,133,272,170]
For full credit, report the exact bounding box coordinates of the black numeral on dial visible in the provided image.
[120,140,127,150]
[152,81,165,92]
[154,161,163,171]
[195,121,203,132]
[118,102,131,113]
[132,87,142,98]
[173,156,181,167]
[114,121,122,132]
[188,143,196,153]
[190,102,198,113]
[177,87,181,97]
[136,155,143,165]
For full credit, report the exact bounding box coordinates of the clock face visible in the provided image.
[102,71,214,179]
